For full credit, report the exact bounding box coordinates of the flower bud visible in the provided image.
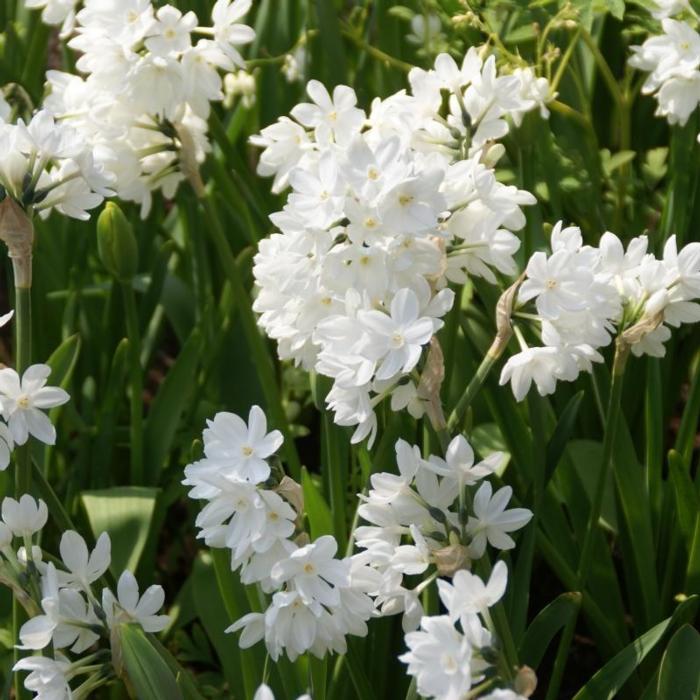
[97,203,138,282]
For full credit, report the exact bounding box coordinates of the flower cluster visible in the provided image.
[0,108,110,221]
[629,12,700,137]
[252,49,550,444]
[185,405,535,698]
[0,359,70,469]
[356,435,532,697]
[184,406,376,661]
[499,223,700,400]
[3,495,170,699]
[41,0,255,216]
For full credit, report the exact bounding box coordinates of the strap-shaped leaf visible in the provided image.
[117,623,182,700]
[657,625,700,699]
[519,592,582,669]
[573,596,699,699]
[81,486,159,576]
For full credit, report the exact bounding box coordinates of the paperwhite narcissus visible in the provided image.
[201,405,283,483]
[0,364,70,446]
[467,483,533,559]
[101,570,169,633]
[2,495,48,537]
[251,50,551,446]
[58,531,111,589]
[498,224,700,401]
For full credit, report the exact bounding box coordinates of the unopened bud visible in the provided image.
[481,143,505,168]
[97,203,138,282]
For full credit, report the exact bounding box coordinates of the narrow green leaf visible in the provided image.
[45,333,81,387]
[519,593,582,669]
[668,449,699,545]
[147,635,206,700]
[117,623,182,700]
[143,329,202,485]
[314,0,347,84]
[544,391,584,486]
[301,467,334,539]
[81,487,159,576]
[573,596,699,700]
[657,625,700,699]
[685,514,700,593]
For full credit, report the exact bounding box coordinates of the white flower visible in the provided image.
[202,406,283,483]
[467,483,532,558]
[499,346,578,401]
[437,561,508,624]
[271,535,350,607]
[424,435,501,490]
[212,0,256,67]
[58,531,111,589]
[400,615,473,700]
[291,80,365,145]
[13,655,72,700]
[102,570,169,633]
[145,5,197,57]
[19,563,100,653]
[0,365,70,446]
[358,289,439,381]
[519,250,591,319]
[2,495,48,537]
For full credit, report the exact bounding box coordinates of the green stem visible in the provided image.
[446,334,506,434]
[580,29,624,107]
[198,190,303,478]
[544,341,629,699]
[544,593,581,700]
[31,456,75,532]
[13,276,32,700]
[340,27,413,72]
[120,282,144,485]
[577,341,629,584]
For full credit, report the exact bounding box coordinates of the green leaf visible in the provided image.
[302,467,334,539]
[143,329,202,485]
[147,635,206,700]
[81,487,159,576]
[657,625,700,699]
[314,0,347,84]
[116,623,182,700]
[45,333,81,387]
[545,391,584,486]
[573,596,699,699]
[668,449,699,545]
[520,593,582,669]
